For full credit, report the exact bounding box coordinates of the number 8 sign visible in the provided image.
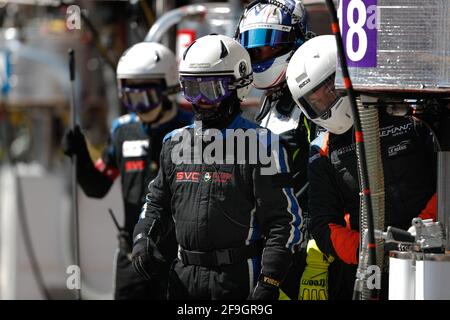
[338,0,378,68]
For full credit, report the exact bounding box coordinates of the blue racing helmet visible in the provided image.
[236,0,310,89]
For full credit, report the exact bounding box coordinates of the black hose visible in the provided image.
[324,0,378,300]
[1,73,51,299]
[14,165,52,300]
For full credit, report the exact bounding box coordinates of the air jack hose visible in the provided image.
[354,99,385,300]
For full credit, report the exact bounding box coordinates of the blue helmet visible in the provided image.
[236,0,309,89]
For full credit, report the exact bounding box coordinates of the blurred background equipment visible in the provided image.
[0,0,147,300]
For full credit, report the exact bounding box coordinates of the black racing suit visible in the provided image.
[255,84,314,299]
[75,106,192,299]
[308,111,437,299]
[133,114,304,299]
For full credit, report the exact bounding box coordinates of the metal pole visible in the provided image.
[438,152,450,252]
[68,49,81,300]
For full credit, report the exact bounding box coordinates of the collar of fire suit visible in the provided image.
[193,112,262,141]
[266,81,288,102]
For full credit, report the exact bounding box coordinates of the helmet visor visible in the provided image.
[180,76,233,105]
[299,74,341,119]
[240,26,296,50]
[121,83,164,113]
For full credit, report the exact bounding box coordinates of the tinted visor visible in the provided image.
[121,84,163,113]
[240,27,296,49]
[298,74,341,119]
[247,43,294,64]
[180,76,233,105]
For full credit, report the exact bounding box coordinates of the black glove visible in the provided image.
[118,229,132,260]
[131,234,166,281]
[249,276,280,300]
[61,125,86,157]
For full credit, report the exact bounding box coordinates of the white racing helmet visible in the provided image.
[237,0,308,89]
[179,34,253,104]
[286,35,353,134]
[116,42,178,113]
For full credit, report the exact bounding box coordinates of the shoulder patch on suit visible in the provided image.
[122,140,149,157]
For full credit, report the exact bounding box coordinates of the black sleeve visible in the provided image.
[253,140,304,283]
[76,137,114,198]
[308,144,359,265]
[132,142,173,245]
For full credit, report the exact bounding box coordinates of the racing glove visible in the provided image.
[299,239,334,300]
[61,125,88,158]
[131,232,166,281]
[249,275,281,300]
[118,229,132,260]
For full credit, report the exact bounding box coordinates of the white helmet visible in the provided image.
[116,42,178,113]
[179,34,253,102]
[117,42,178,86]
[286,35,353,134]
[237,0,308,89]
